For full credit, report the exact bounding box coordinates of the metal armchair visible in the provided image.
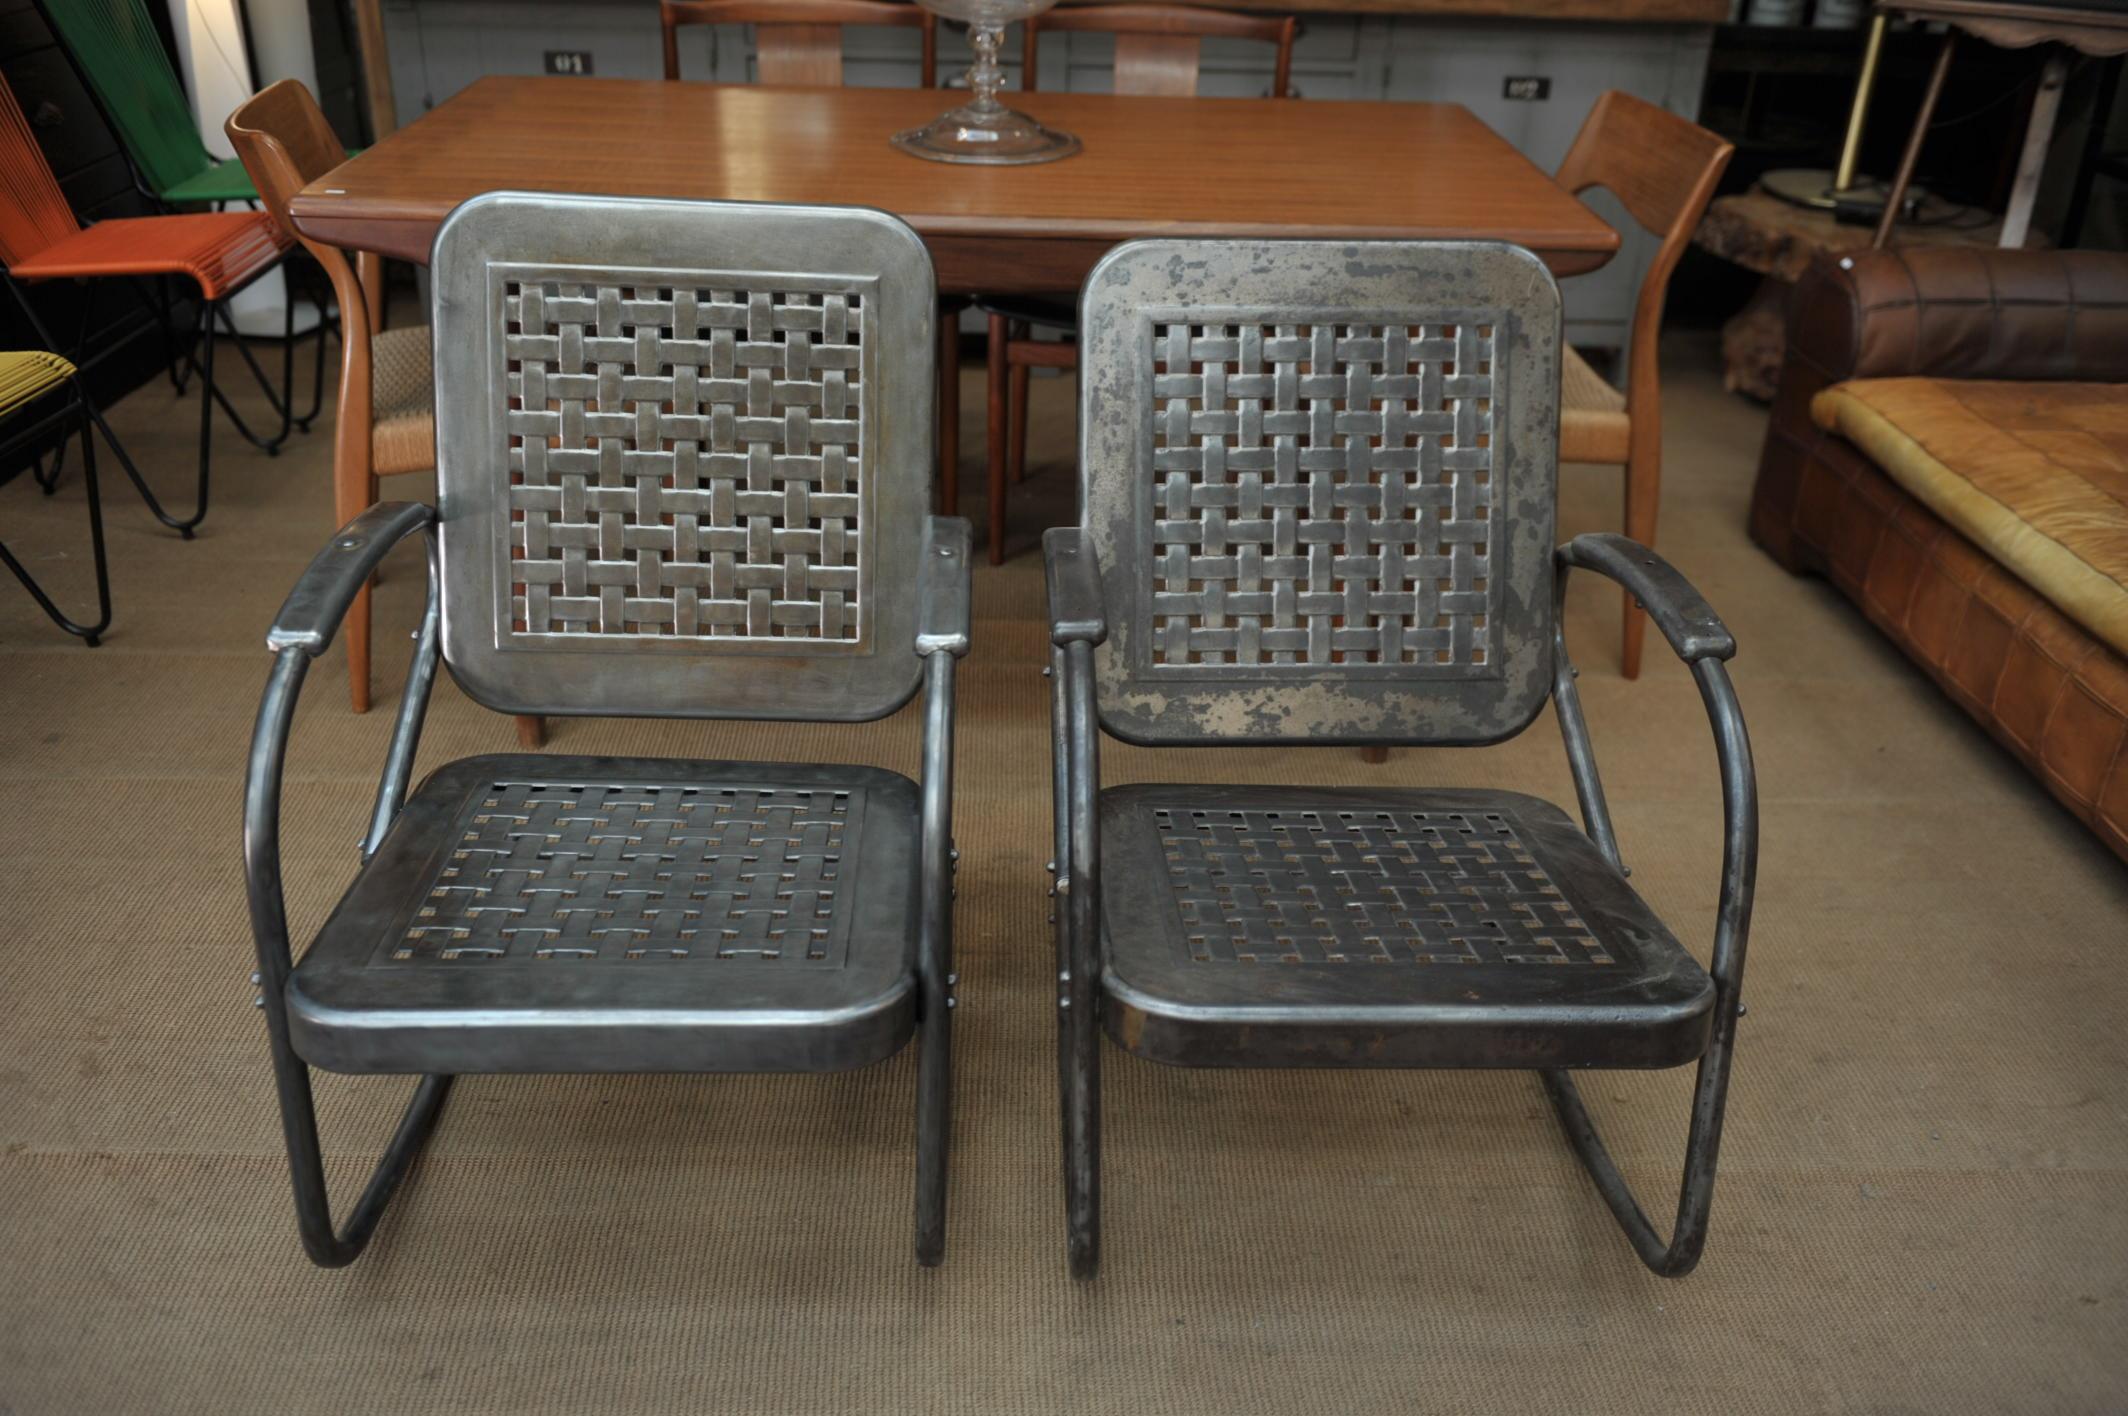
[1046,239,1757,1279]
[243,193,969,1267]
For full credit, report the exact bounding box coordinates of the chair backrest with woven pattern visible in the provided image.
[1075,239,1561,747]
[0,75,82,267]
[1023,3,1295,99]
[429,192,938,722]
[42,0,220,197]
[660,0,937,87]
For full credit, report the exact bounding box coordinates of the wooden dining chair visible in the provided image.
[659,0,938,87]
[227,80,543,746]
[1553,90,1732,680]
[971,3,1297,562]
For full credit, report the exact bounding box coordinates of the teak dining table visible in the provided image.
[289,76,1620,292]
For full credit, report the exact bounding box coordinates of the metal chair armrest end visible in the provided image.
[1559,533,1735,664]
[266,502,436,656]
[1045,527,1107,646]
[916,515,973,658]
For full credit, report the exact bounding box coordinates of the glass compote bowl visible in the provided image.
[892,0,1081,165]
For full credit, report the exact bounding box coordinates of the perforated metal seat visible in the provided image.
[289,756,921,1075]
[1098,785,1711,1070]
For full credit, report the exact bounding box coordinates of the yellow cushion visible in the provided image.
[1559,344,1630,465]
[0,350,75,421]
[1812,378,2128,658]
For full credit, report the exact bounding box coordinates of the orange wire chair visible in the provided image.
[0,72,293,536]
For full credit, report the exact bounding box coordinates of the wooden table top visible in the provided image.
[291,77,1618,291]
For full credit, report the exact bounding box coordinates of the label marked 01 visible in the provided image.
[1502,76,1550,101]
[545,50,593,76]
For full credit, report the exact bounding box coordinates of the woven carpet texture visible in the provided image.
[1,337,2123,1414]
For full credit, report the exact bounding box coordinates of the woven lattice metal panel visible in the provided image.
[1153,805,1606,966]
[1076,240,1560,745]
[432,194,935,720]
[505,283,866,645]
[1148,321,1496,672]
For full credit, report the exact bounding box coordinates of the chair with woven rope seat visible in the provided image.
[38,0,331,443]
[0,73,293,537]
[243,191,970,1268]
[1552,90,1732,680]
[40,0,283,204]
[1046,238,1759,1279]
[228,80,542,746]
[969,2,1296,563]
[0,349,112,642]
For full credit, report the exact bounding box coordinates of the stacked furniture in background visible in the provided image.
[0,72,288,538]
[1750,247,2128,864]
[40,0,330,441]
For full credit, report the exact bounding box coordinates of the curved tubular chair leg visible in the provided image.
[914,649,957,1266]
[203,298,296,454]
[32,435,62,492]
[0,395,111,644]
[245,510,451,1266]
[8,282,205,536]
[1546,543,1758,1278]
[1060,640,1102,1279]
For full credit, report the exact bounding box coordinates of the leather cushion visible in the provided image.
[1812,378,2128,658]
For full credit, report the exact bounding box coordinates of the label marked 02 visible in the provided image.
[1502,76,1550,101]
[545,50,593,76]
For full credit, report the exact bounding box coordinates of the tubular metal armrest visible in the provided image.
[244,505,450,1267]
[1547,535,1758,1277]
[917,515,973,658]
[266,501,435,656]
[1044,527,1107,646]
[1558,532,1734,664]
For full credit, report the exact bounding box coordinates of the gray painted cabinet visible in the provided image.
[380,1,1711,348]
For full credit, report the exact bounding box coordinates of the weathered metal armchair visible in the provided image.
[243,193,969,1266]
[1046,240,1757,1278]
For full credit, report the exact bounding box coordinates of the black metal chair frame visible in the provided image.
[1044,238,1759,1280]
[4,262,318,539]
[0,362,111,643]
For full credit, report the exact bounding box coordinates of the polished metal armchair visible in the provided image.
[1046,240,1757,1279]
[244,193,969,1267]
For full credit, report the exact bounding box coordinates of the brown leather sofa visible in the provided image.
[1750,247,2128,864]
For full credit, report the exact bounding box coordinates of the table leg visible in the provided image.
[1874,28,1957,249]
[2000,50,2070,250]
